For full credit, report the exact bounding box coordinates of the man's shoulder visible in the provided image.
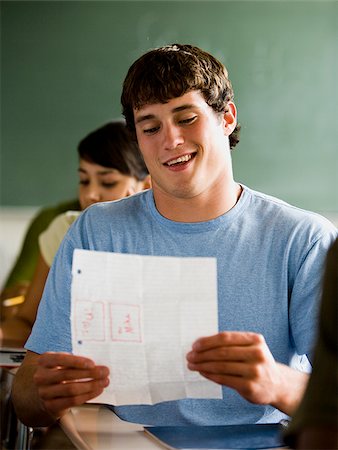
[245,185,337,233]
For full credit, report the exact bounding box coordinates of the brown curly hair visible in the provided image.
[121,43,241,149]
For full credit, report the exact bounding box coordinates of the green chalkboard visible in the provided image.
[1,1,337,213]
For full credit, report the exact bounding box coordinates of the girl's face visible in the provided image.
[78,159,146,210]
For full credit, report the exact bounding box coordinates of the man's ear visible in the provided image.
[223,102,237,136]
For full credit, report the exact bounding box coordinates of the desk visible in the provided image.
[60,404,288,450]
[60,404,161,449]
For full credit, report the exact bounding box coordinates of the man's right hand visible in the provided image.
[34,352,109,419]
[12,350,110,426]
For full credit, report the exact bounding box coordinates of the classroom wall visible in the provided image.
[1,1,337,214]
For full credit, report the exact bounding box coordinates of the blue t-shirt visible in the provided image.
[26,185,337,426]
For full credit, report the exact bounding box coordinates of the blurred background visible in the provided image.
[1,0,338,287]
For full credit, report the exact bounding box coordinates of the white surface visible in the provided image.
[71,250,221,406]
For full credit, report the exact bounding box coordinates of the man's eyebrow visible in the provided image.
[135,114,155,124]
[172,104,195,113]
[135,104,197,124]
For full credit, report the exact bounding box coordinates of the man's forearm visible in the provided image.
[272,363,310,416]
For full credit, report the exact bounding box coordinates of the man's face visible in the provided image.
[134,90,236,204]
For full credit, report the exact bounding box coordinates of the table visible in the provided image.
[60,404,288,450]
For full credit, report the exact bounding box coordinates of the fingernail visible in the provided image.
[186,351,195,361]
[84,362,94,369]
[192,341,201,350]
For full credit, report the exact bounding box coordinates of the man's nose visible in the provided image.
[163,124,184,150]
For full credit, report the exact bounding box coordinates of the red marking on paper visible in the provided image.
[75,301,105,341]
[110,304,142,342]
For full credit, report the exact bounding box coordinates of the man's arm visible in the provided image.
[186,331,309,416]
[12,350,110,427]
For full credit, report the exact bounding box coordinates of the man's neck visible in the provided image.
[152,181,242,223]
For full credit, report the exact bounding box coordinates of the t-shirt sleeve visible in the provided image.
[288,228,338,362]
[25,232,75,353]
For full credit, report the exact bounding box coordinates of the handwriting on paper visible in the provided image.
[75,302,142,344]
[110,304,142,342]
[75,301,105,342]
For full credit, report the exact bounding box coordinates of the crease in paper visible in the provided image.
[71,249,222,406]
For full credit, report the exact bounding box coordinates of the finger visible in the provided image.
[34,365,109,386]
[38,352,95,369]
[41,383,109,418]
[199,371,248,390]
[187,361,255,378]
[187,343,267,364]
[192,332,265,352]
[39,376,109,401]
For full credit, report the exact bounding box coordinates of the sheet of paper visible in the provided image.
[71,249,222,406]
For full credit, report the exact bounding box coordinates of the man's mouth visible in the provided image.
[165,153,196,167]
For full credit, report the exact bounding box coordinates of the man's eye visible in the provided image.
[79,180,89,185]
[179,116,197,125]
[143,126,159,134]
[181,116,197,125]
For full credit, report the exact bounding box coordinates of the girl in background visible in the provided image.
[0,120,150,346]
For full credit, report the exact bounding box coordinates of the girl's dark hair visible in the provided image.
[78,120,148,180]
[121,44,241,149]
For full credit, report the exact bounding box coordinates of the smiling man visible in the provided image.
[13,44,337,428]
[133,91,240,222]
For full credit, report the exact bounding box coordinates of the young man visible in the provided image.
[12,44,337,428]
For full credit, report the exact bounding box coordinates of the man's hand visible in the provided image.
[186,331,309,416]
[12,350,109,427]
[34,352,110,420]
